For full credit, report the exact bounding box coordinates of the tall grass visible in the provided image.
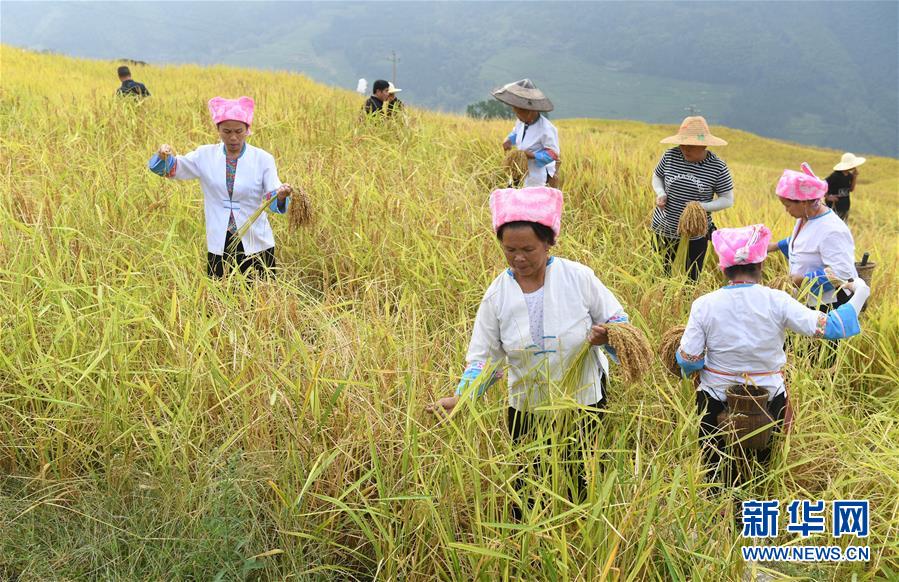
[1,46,897,580]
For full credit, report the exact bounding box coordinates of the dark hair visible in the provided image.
[372,79,390,93]
[723,262,762,280]
[117,65,131,78]
[496,221,556,246]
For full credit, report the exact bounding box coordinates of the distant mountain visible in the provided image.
[2,1,896,156]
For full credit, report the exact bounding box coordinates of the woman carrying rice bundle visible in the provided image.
[768,163,858,312]
[148,96,293,279]
[426,186,629,515]
[493,79,561,188]
[676,224,869,491]
[651,116,734,282]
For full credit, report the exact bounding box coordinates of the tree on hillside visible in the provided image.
[466,99,514,120]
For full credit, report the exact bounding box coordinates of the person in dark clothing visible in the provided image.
[824,152,865,222]
[362,79,390,116]
[116,65,150,98]
[384,82,404,116]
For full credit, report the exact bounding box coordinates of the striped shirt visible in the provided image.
[651,148,734,239]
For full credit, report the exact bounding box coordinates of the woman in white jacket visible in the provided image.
[149,96,293,278]
[427,186,629,510]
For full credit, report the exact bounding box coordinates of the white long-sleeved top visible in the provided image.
[159,143,283,255]
[507,115,560,187]
[678,281,869,401]
[461,257,627,411]
[782,209,857,306]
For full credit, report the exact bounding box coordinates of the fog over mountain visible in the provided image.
[3,1,896,156]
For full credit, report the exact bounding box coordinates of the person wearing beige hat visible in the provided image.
[385,82,405,116]
[493,79,561,188]
[651,116,735,281]
[824,153,865,222]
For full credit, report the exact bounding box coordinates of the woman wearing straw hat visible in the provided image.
[767,163,858,312]
[651,116,734,282]
[426,186,630,515]
[677,224,869,491]
[148,96,293,279]
[824,153,865,222]
[493,79,561,188]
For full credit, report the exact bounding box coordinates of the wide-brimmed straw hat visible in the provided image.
[833,152,866,171]
[660,116,727,146]
[491,79,553,112]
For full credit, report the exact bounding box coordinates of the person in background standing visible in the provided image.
[363,79,390,116]
[651,116,734,282]
[385,82,404,116]
[824,152,865,222]
[493,79,561,188]
[116,65,150,98]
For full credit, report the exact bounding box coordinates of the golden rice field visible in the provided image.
[1,46,897,580]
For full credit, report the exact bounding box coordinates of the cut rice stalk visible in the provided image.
[502,149,529,187]
[659,324,687,379]
[677,201,708,238]
[606,323,652,383]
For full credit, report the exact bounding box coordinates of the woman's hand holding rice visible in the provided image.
[277,183,293,201]
[158,144,174,159]
[588,324,609,346]
[426,395,459,416]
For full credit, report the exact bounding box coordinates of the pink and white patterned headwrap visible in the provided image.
[775,162,827,201]
[712,224,772,269]
[208,96,254,128]
[490,187,563,236]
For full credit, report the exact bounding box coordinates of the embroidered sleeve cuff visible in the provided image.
[804,268,834,294]
[148,154,176,177]
[605,312,629,324]
[455,361,502,397]
[534,148,560,168]
[675,349,705,375]
[777,238,790,258]
[821,304,861,339]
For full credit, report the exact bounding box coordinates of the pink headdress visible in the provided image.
[775,162,827,201]
[208,96,255,128]
[490,187,563,236]
[711,224,772,269]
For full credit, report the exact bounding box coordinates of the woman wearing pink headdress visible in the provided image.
[676,224,869,491]
[148,96,294,278]
[767,163,858,312]
[426,186,630,514]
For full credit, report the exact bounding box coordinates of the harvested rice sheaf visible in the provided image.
[659,324,687,379]
[677,201,708,238]
[289,187,313,230]
[606,323,652,383]
[502,149,529,186]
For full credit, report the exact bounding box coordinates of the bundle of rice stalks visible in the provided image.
[502,149,529,186]
[606,323,652,383]
[677,201,708,238]
[659,324,687,379]
[289,187,313,230]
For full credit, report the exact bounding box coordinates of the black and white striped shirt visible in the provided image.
[651,148,734,239]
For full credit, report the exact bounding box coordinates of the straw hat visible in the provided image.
[660,116,727,146]
[387,82,402,94]
[833,152,866,171]
[491,79,554,112]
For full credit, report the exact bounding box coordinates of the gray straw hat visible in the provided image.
[491,79,554,112]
